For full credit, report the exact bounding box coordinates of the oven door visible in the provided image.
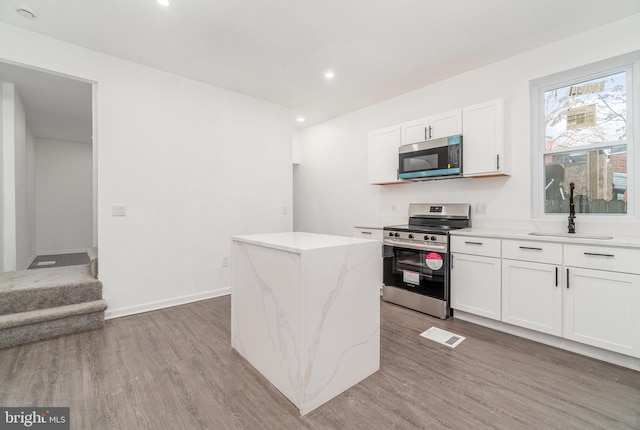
[383,242,448,300]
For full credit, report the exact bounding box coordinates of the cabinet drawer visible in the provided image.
[564,245,640,274]
[451,236,500,258]
[353,227,383,241]
[502,240,562,264]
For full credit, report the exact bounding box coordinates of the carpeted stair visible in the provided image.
[0,251,106,349]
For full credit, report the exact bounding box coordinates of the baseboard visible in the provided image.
[24,253,38,270]
[35,248,90,256]
[104,287,231,320]
[454,310,640,371]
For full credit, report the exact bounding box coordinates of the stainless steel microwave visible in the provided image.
[398,135,462,180]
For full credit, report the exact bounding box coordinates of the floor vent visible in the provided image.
[36,261,56,267]
[420,326,465,348]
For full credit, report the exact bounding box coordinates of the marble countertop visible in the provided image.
[232,231,378,253]
[451,228,640,249]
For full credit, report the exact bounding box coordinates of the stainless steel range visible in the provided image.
[382,203,471,319]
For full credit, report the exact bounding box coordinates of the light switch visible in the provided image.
[112,204,127,217]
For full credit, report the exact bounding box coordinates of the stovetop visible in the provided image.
[383,224,465,234]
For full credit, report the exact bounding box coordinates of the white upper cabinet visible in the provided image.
[401,118,429,145]
[368,125,404,184]
[400,109,462,145]
[462,98,507,177]
[430,109,463,140]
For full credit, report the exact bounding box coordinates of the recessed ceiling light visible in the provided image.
[296,116,306,122]
[15,7,36,19]
[325,70,335,79]
[156,0,170,7]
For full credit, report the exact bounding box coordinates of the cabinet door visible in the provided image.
[368,125,403,184]
[429,108,462,140]
[451,253,501,320]
[400,118,428,145]
[462,98,505,177]
[502,260,561,336]
[564,267,640,358]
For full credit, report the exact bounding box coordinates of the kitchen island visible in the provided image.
[231,232,381,415]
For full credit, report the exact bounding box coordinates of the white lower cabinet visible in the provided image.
[451,253,501,320]
[452,236,640,362]
[564,267,640,358]
[353,227,383,241]
[501,240,562,336]
[502,260,562,336]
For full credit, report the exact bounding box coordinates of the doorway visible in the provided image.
[0,61,95,272]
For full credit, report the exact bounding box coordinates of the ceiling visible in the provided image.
[1,0,639,139]
[0,61,92,144]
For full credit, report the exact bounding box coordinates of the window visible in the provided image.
[532,53,638,217]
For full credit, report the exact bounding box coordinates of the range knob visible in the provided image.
[430,236,437,241]
[423,235,429,240]
[388,232,394,237]
[408,234,414,239]
[394,233,400,238]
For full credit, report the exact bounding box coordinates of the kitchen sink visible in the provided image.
[527,232,613,240]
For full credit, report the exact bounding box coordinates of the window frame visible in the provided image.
[530,52,640,219]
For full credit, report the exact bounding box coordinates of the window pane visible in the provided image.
[544,145,627,214]
[544,72,626,150]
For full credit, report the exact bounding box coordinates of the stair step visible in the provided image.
[0,265,102,315]
[0,300,107,330]
[0,302,107,349]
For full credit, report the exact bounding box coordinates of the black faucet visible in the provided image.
[568,182,576,234]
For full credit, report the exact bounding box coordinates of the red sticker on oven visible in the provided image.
[425,252,443,270]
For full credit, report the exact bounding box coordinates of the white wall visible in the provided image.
[294,14,640,236]
[25,126,35,266]
[12,85,33,269]
[1,82,17,271]
[0,83,4,272]
[0,23,293,317]
[1,82,36,270]
[35,139,92,255]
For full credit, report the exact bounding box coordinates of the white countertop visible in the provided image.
[451,228,640,249]
[232,231,378,253]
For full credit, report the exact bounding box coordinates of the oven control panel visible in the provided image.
[383,230,448,246]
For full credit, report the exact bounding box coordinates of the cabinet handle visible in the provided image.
[496,154,500,170]
[464,241,483,245]
[451,254,455,269]
[424,127,428,141]
[360,231,372,235]
[566,268,569,289]
[428,125,432,140]
[519,246,542,251]
[555,267,558,287]
[583,252,615,258]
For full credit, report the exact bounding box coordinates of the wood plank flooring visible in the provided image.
[1,296,639,429]
[28,253,89,270]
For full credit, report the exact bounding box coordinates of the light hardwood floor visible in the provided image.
[1,296,639,429]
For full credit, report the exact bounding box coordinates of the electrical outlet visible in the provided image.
[476,203,487,214]
[222,256,230,267]
[282,205,288,215]
[111,204,126,217]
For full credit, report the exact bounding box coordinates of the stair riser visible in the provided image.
[0,282,102,315]
[0,312,105,349]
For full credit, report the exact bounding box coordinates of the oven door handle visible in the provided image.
[383,239,447,252]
